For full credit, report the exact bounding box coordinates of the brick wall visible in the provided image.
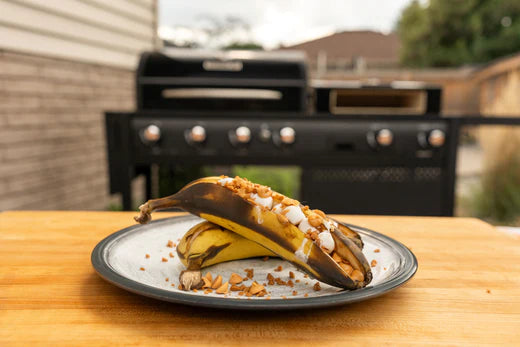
[0,50,135,210]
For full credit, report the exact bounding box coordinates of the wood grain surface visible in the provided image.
[1,211,519,346]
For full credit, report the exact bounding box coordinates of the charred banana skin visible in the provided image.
[136,177,372,289]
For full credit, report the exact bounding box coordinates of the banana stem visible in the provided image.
[134,194,180,224]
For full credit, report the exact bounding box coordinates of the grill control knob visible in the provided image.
[428,129,446,147]
[188,125,206,143]
[279,127,296,145]
[375,129,393,147]
[141,124,161,144]
[235,126,251,144]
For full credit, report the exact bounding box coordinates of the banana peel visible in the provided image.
[135,176,372,290]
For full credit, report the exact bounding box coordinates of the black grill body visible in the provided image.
[106,49,520,215]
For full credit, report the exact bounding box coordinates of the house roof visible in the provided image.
[278,30,401,64]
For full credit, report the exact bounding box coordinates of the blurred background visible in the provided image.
[0,0,519,226]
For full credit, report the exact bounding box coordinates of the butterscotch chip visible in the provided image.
[202,277,212,289]
[276,214,289,225]
[262,256,269,261]
[204,272,213,283]
[313,282,321,291]
[274,265,283,272]
[374,249,380,253]
[216,281,229,294]
[249,282,265,295]
[289,271,295,279]
[169,252,174,258]
[313,209,326,218]
[229,273,243,284]
[282,197,299,206]
[166,240,174,248]
[145,254,150,259]
[139,267,145,271]
[340,262,354,275]
[371,259,377,267]
[308,213,322,227]
[230,284,245,292]
[211,275,223,289]
[161,257,168,262]
[257,187,272,198]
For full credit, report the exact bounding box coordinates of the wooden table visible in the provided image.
[1,211,519,346]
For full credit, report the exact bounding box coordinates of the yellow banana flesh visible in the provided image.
[135,176,372,290]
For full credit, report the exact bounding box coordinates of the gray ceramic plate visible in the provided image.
[91,215,417,310]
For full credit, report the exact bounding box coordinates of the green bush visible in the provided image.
[232,166,301,199]
[472,152,520,226]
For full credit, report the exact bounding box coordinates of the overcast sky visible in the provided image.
[159,0,415,49]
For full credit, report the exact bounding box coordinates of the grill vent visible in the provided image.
[311,167,442,183]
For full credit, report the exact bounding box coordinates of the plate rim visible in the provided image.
[91,215,418,310]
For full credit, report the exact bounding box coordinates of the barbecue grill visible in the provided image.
[105,48,520,214]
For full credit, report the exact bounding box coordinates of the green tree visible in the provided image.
[397,0,520,67]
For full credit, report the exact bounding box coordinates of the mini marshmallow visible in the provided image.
[318,232,335,253]
[298,217,318,234]
[282,205,305,225]
[250,193,273,210]
[218,177,234,186]
[272,203,283,214]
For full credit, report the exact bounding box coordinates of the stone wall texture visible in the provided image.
[0,50,134,210]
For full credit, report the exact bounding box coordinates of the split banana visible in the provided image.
[176,221,276,269]
[135,176,372,290]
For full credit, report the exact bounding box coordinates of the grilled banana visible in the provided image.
[177,221,275,269]
[135,176,372,290]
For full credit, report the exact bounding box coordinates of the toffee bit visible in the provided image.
[165,278,169,282]
[262,256,269,261]
[265,296,271,300]
[169,252,175,258]
[167,240,174,248]
[171,283,176,287]
[162,257,168,262]
[292,291,298,296]
[313,282,321,291]
[192,289,198,293]
[289,271,295,279]
[274,265,283,272]
[178,284,182,290]
[145,254,150,259]
[303,274,309,278]
[371,259,377,267]
[383,267,387,271]
[304,293,309,298]
[374,249,381,253]
[281,296,287,299]
[139,267,145,271]
[287,280,294,288]
[295,279,300,283]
